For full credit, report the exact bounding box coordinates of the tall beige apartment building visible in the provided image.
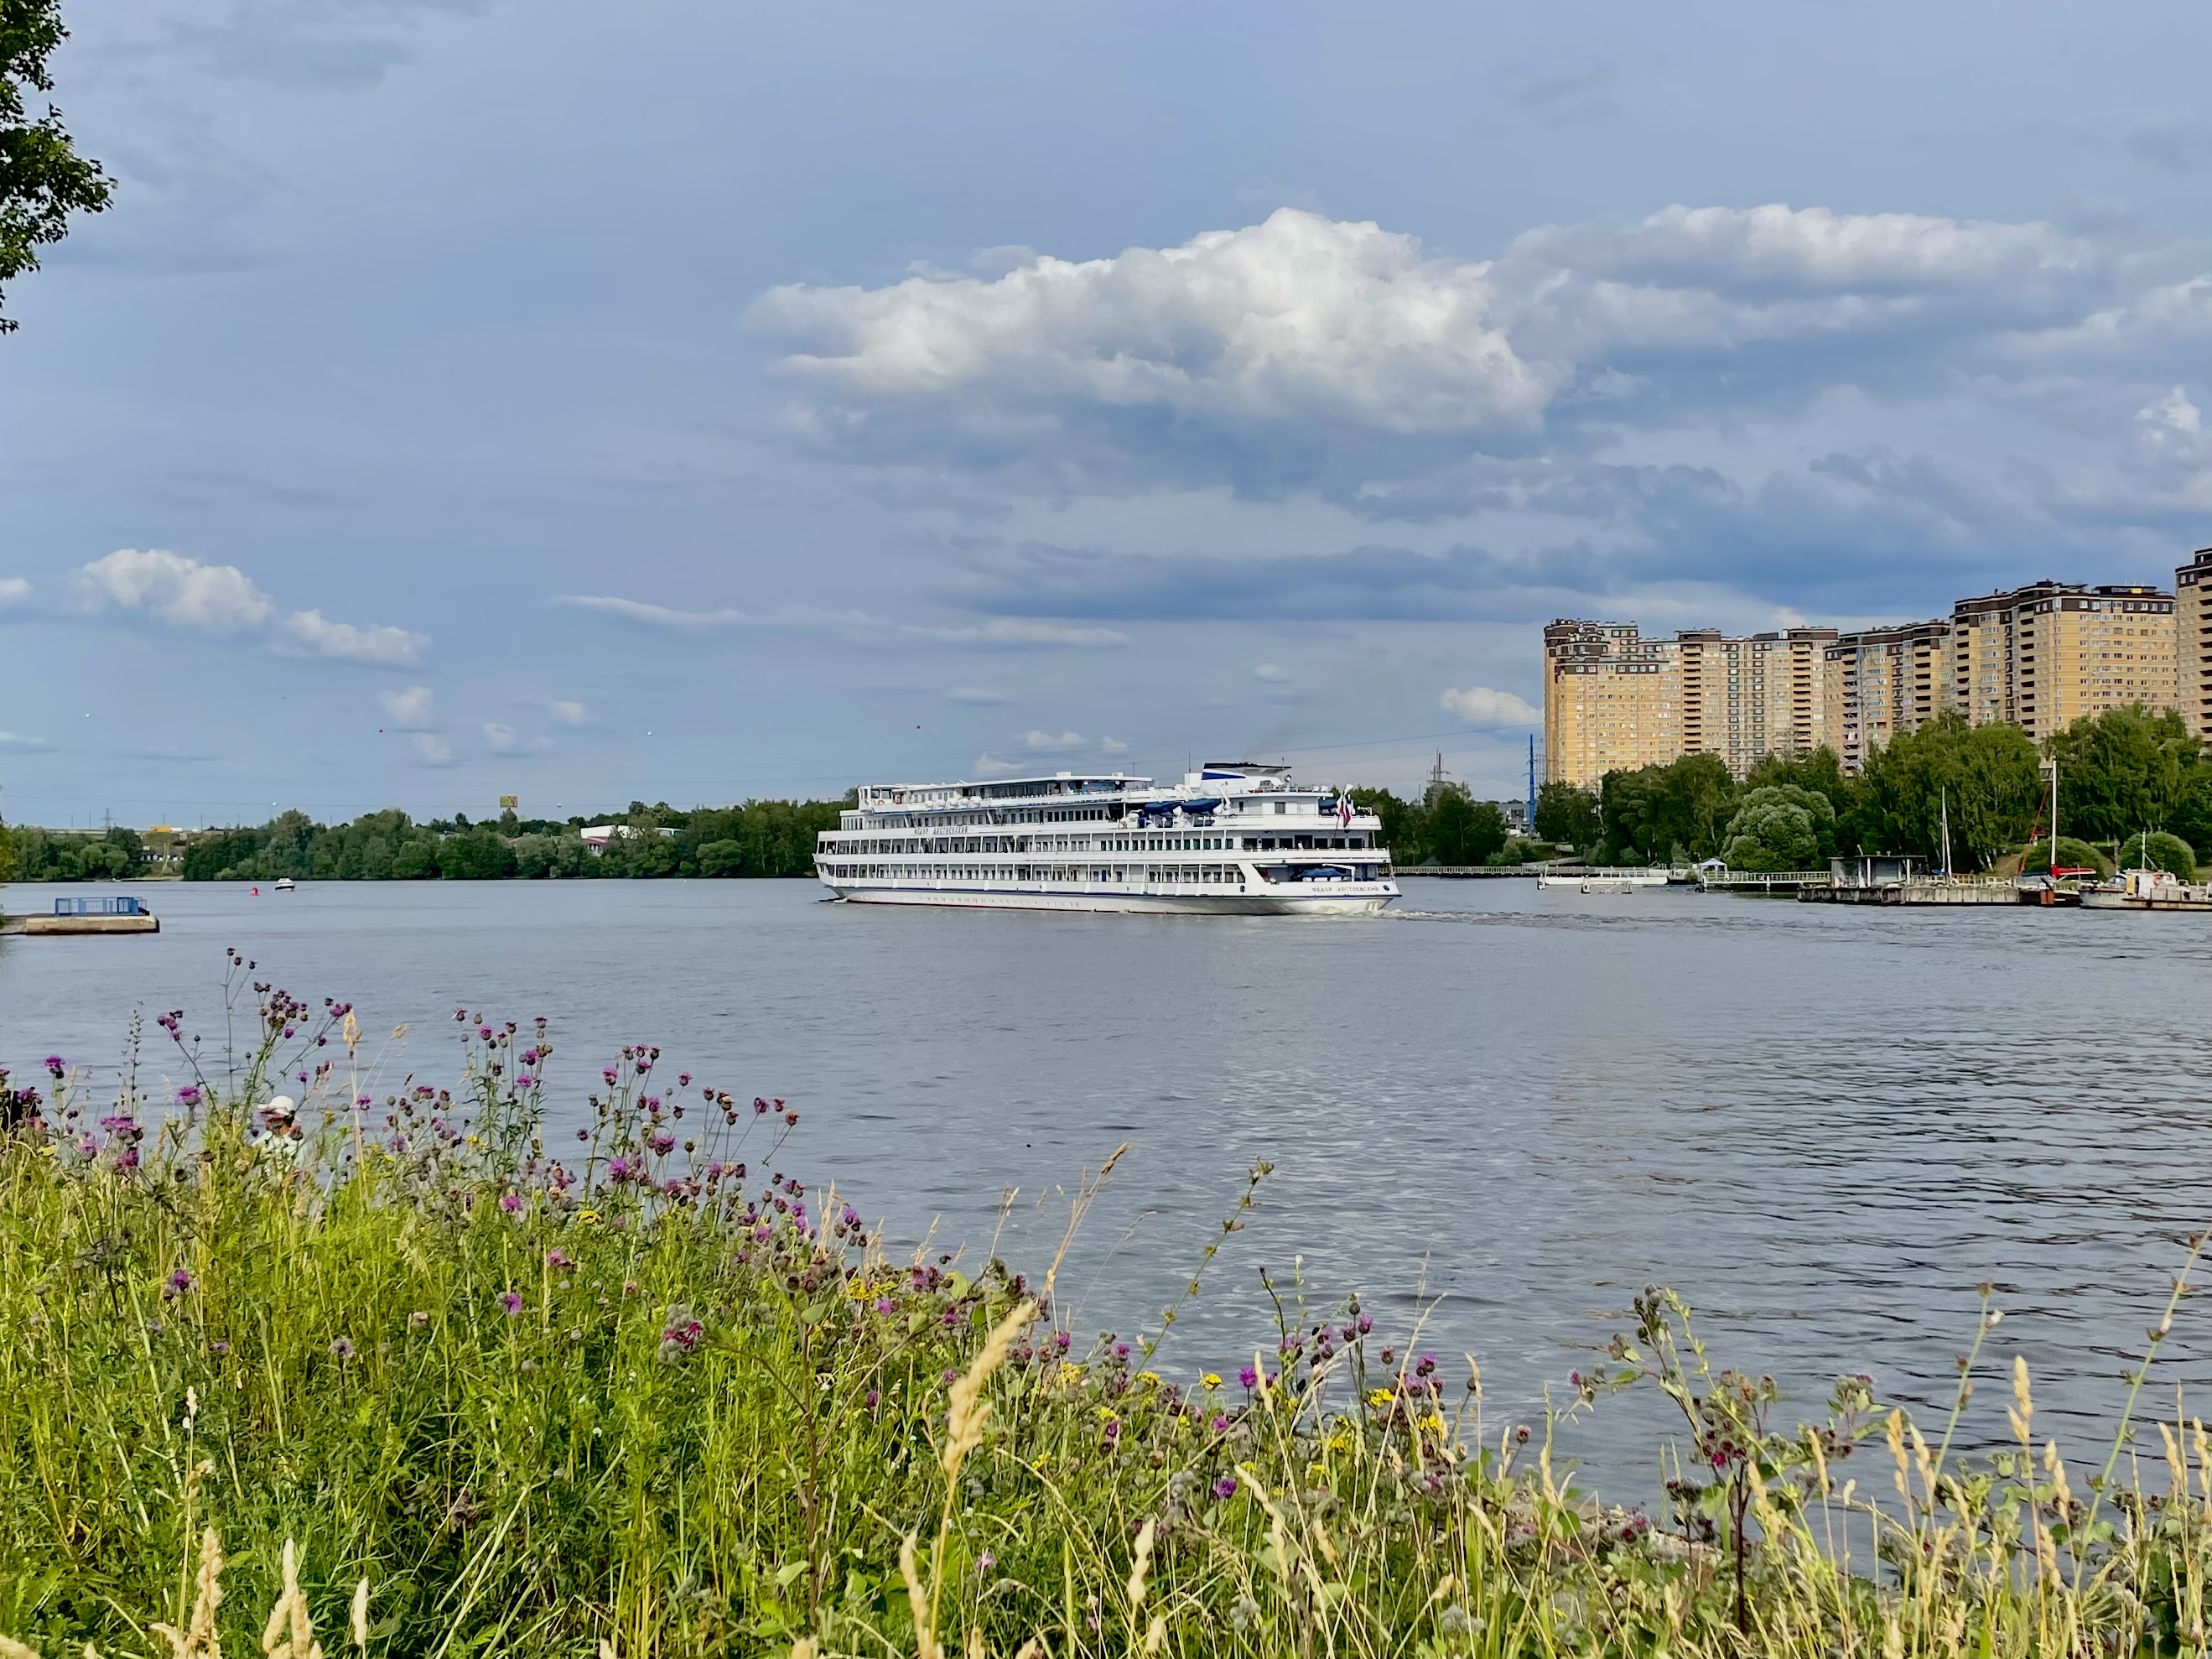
[1542,621,1837,787]
[1822,620,1949,772]
[1545,575,2183,785]
[1945,580,2176,742]
[2174,549,2212,739]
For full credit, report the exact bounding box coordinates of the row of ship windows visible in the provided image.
[822,864,1305,885]
[823,834,1373,856]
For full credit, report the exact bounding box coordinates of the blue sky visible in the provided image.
[3,0,2209,824]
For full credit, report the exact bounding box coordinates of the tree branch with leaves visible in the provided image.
[1,0,110,331]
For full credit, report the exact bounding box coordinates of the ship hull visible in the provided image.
[823,883,1397,916]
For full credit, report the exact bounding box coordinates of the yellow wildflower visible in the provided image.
[576,1209,600,1227]
[1202,1373,1223,1391]
[1367,1388,1395,1409]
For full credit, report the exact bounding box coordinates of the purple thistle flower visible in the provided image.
[501,1193,523,1214]
[648,1131,676,1156]
[330,1336,356,1361]
[607,1156,633,1181]
[865,1389,880,1409]
[43,1055,65,1076]
[1212,1475,1238,1500]
[876,1298,896,1316]
[547,1248,574,1271]
[1210,1414,1230,1434]
[498,1291,524,1316]
[177,1085,201,1105]
[1238,1365,1259,1390]
[164,1269,194,1298]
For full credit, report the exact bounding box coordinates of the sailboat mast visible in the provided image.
[2049,759,2059,872]
[1939,785,1951,877]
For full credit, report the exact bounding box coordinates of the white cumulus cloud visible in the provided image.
[283,608,426,666]
[1020,729,1090,753]
[379,685,437,729]
[754,207,1551,435]
[0,730,56,752]
[548,699,589,725]
[1252,663,1290,682]
[0,577,30,608]
[750,203,2132,451]
[76,548,428,665]
[408,732,454,766]
[1440,685,1540,726]
[79,548,274,632]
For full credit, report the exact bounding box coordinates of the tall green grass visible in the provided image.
[4,963,2211,1656]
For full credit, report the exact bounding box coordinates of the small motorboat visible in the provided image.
[273,878,297,893]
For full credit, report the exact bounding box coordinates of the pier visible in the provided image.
[1798,878,2017,906]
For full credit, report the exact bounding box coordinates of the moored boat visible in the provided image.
[1537,867,1668,893]
[2080,868,2212,911]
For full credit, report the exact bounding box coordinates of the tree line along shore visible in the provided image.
[3,702,2202,887]
[1527,703,2212,877]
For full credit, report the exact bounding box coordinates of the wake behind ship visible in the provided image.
[815,762,1399,915]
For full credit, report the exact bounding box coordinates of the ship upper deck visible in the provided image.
[839,762,1379,834]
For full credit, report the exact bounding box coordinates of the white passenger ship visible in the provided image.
[815,762,1399,914]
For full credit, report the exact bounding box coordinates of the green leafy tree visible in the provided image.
[693,838,746,877]
[1746,746,1855,813]
[2117,830,2196,879]
[1,0,112,331]
[1599,754,1737,864]
[1720,785,1835,871]
[2043,705,2199,843]
[1425,785,1508,866]
[391,835,440,880]
[1534,782,1600,851]
[1851,712,2041,871]
[0,816,14,884]
[1347,787,1424,864]
[439,828,517,881]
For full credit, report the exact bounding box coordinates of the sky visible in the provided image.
[2,0,2209,826]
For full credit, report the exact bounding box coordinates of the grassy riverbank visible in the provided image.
[4,982,2211,1656]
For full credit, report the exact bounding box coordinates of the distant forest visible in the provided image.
[0,799,849,883]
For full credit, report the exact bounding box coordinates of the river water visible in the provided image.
[5,876,2209,1483]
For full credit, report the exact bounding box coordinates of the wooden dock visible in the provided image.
[1699,869,1832,895]
[4,913,162,934]
[1798,879,2017,906]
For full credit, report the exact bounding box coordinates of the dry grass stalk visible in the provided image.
[260,1541,324,1659]
[898,1533,939,1659]
[151,1528,224,1659]
[942,1299,1036,1484]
